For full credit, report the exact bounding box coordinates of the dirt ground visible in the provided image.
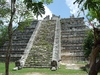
[25,72,59,75]
[25,72,47,75]
[0,73,47,75]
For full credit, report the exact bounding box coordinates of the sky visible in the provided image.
[40,0,84,19]
[6,0,89,23]
[46,0,71,18]
[6,0,84,19]
[4,0,97,28]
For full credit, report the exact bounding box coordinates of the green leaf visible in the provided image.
[32,2,45,17]
[97,25,100,28]
[0,20,3,25]
[24,0,52,17]
[74,0,100,22]
[17,20,32,32]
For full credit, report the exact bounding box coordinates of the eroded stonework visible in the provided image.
[0,15,87,68]
[61,16,87,63]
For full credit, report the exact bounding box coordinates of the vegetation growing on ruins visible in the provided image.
[17,20,32,32]
[25,21,55,67]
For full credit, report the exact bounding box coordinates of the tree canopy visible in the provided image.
[83,30,94,58]
[74,0,100,22]
[74,0,100,75]
[24,0,53,17]
[0,0,53,75]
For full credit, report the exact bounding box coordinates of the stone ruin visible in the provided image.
[61,16,87,64]
[0,14,87,70]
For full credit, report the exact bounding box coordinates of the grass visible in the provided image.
[0,62,89,75]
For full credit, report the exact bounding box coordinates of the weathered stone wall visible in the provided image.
[61,17,87,63]
[0,20,38,62]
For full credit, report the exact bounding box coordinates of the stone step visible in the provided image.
[24,20,56,68]
[0,20,38,62]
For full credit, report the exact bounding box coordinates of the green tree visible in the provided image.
[0,25,8,47]
[83,30,94,58]
[24,0,53,18]
[0,0,10,25]
[74,0,100,22]
[0,0,53,75]
[74,0,100,75]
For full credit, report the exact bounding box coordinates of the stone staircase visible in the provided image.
[0,20,38,62]
[0,15,87,70]
[24,20,56,68]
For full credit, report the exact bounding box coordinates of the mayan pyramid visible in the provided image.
[0,15,87,68]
